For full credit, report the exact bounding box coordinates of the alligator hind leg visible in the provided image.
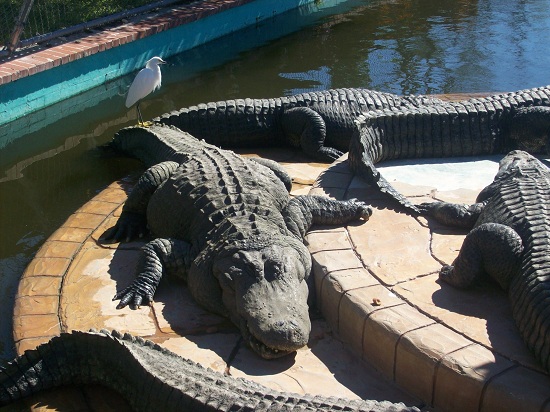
[101,161,180,243]
[281,107,343,161]
[441,223,523,289]
[114,238,193,309]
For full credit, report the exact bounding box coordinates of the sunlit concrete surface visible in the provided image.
[9,149,418,411]
[307,154,550,411]
[11,145,550,411]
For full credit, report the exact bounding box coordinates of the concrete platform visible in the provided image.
[308,155,550,412]
[10,142,550,411]
[8,149,419,411]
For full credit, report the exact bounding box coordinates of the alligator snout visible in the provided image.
[246,314,311,359]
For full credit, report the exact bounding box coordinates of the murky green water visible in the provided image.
[1,0,550,362]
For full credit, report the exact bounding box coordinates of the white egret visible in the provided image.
[125,56,166,125]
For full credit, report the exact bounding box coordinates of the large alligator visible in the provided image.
[0,329,420,411]
[419,150,550,372]
[102,124,372,359]
[155,88,443,161]
[348,86,550,213]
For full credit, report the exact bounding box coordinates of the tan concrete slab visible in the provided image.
[481,366,550,412]
[60,242,157,335]
[348,206,441,285]
[151,277,227,335]
[393,273,541,371]
[395,324,473,404]
[15,141,550,411]
[310,154,550,409]
[434,344,514,412]
[362,304,436,379]
[229,320,417,404]
[13,147,418,411]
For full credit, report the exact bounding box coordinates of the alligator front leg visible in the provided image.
[101,161,179,242]
[114,238,193,309]
[281,107,343,161]
[283,195,372,238]
[439,223,523,289]
[418,200,485,229]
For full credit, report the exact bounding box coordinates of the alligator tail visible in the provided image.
[156,99,281,147]
[0,330,420,411]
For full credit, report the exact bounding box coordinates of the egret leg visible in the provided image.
[136,102,144,125]
[136,102,153,127]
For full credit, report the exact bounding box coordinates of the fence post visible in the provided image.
[6,0,35,55]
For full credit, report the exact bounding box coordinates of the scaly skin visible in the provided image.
[102,124,372,359]
[419,150,550,372]
[155,88,443,161]
[348,85,550,213]
[0,330,421,411]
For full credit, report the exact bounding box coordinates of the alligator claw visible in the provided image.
[100,211,148,243]
[415,201,438,215]
[114,288,153,310]
[347,198,373,220]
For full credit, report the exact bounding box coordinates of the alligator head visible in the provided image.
[212,236,312,359]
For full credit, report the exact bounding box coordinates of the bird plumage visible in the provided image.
[126,56,166,124]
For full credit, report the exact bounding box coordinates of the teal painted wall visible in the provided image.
[0,0,315,127]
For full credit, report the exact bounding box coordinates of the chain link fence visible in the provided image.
[1,0,186,56]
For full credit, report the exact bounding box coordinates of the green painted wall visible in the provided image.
[0,0,315,126]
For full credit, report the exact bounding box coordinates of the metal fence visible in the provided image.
[1,0,186,56]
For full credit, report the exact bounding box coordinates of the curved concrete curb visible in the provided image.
[306,156,550,412]
[13,178,132,354]
[12,147,550,411]
[12,150,419,410]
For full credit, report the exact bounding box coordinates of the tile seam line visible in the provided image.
[392,322,437,382]
[476,364,519,412]
[430,341,477,407]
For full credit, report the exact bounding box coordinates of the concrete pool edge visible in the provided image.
[0,0,320,126]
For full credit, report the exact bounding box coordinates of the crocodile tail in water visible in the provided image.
[0,330,420,411]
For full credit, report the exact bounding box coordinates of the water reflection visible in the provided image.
[1,0,550,363]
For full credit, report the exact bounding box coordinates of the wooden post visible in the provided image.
[6,0,35,55]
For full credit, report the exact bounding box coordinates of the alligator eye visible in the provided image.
[264,260,282,282]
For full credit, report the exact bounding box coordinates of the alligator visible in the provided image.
[155,88,443,162]
[348,85,550,213]
[419,150,550,372]
[101,124,372,359]
[0,329,420,411]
